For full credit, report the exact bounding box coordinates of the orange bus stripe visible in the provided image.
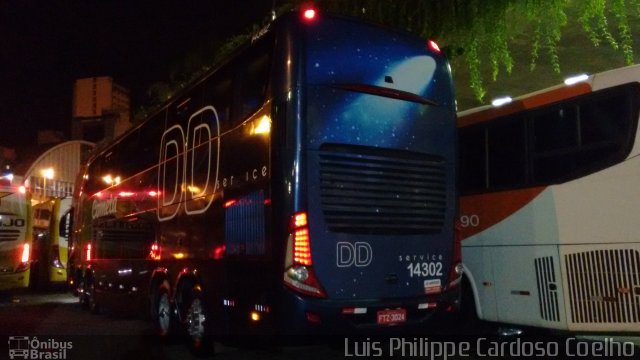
[458,82,592,128]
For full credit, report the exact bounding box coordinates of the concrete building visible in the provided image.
[71,76,131,143]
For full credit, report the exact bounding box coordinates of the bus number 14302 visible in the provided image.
[407,262,443,278]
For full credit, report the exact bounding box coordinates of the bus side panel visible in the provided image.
[490,245,566,329]
[461,246,497,321]
[461,189,568,329]
[554,157,640,331]
[560,243,640,332]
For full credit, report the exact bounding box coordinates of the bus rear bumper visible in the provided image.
[278,287,460,337]
[0,268,30,291]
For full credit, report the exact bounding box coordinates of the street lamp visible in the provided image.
[41,168,54,200]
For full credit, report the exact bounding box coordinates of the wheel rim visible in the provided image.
[88,282,97,311]
[186,298,206,343]
[157,293,171,335]
[78,280,85,305]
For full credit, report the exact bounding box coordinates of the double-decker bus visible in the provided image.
[458,65,640,333]
[0,178,32,291]
[68,8,460,351]
[31,197,72,289]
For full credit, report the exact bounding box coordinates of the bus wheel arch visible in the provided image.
[460,267,482,320]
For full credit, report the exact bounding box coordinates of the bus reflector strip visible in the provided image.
[342,307,367,315]
[418,302,437,310]
[253,304,270,313]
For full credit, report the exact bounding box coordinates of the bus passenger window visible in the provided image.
[533,106,578,152]
[581,94,628,145]
[459,125,487,193]
[487,119,526,189]
[239,52,270,120]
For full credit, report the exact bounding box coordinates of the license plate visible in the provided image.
[377,308,406,325]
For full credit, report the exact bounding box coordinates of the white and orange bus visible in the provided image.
[458,65,640,333]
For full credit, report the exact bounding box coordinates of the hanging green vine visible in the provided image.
[137,0,640,118]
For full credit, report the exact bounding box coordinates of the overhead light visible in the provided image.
[491,96,512,107]
[41,168,54,180]
[564,74,589,86]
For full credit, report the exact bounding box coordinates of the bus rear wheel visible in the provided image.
[85,277,99,314]
[78,278,88,309]
[184,286,214,356]
[152,281,175,340]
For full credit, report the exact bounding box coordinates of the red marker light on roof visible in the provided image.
[428,40,441,54]
[303,8,316,20]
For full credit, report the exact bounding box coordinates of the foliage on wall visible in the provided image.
[310,0,640,102]
[135,0,640,120]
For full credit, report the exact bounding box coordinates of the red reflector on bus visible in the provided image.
[21,243,30,263]
[428,40,441,53]
[213,245,225,260]
[342,307,367,315]
[306,311,321,323]
[303,8,316,20]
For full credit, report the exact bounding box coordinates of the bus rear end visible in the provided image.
[0,182,32,291]
[280,11,460,334]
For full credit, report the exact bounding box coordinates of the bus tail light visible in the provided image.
[21,243,30,263]
[86,244,92,261]
[15,243,31,272]
[149,243,161,260]
[446,220,463,289]
[283,212,326,298]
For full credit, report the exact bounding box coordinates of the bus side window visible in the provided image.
[238,50,271,120]
[487,118,526,189]
[203,69,233,131]
[459,125,487,193]
[59,209,72,239]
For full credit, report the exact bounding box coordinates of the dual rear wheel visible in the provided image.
[151,281,214,356]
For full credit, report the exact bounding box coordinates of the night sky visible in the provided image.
[0,1,273,150]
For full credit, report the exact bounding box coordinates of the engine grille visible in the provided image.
[565,249,640,324]
[319,144,447,234]
[0,229,20,242]
[535,256,560,322]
